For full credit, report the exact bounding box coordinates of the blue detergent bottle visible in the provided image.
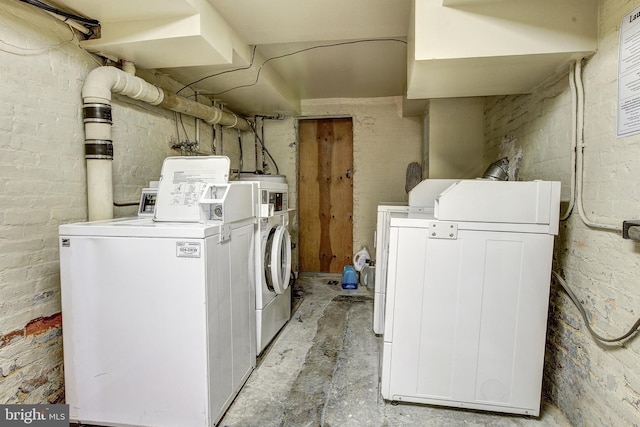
[341,265,358,290]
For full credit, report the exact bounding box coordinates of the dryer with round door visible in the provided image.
[240,176,292,354]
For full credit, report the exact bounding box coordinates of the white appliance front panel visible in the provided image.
[242,178,292,355]
[382,225,554,416]
[373,206,432,335]
[373,205,408,335]
[228,224,257,389]
[206,223,256,417]
[59,234,213,426]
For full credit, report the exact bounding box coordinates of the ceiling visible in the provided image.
[48,0,597,119]
[51,0,414,117]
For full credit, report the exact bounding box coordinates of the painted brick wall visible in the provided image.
[0,1,91,403]
[0,1,214,403]
[485,0,640,425]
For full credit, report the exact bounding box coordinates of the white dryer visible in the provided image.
[239,176,292,354]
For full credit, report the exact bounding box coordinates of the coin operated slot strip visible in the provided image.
[198,183,254,232]
[259,190,288,217]
[138,188,158,218]
[199,184,229,222]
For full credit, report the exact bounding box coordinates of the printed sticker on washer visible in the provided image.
[176,241,201,258]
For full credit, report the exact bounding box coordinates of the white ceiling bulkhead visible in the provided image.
[51,0,597,117]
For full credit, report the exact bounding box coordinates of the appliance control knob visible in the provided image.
[214,205,223,218]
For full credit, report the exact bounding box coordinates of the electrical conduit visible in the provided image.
[82,65,250,220]
[573,60,621,231]
[560,62,578,221]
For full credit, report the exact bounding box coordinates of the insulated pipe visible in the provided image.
[159,92,251,131]
[81,66,250,220]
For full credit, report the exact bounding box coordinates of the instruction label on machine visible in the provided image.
[176,241,201,258]
[168,171,216,206]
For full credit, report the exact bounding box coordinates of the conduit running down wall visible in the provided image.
[82,65,251,221]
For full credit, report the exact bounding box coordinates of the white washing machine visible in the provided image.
[239,175,292,354]
[381,179,561,416]
[59,157,257,427]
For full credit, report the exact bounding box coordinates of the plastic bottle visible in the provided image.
[341,265,358,290]
[361,262,375,290]
[353,247,371,272]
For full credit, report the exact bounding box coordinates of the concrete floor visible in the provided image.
[219,272,572,427]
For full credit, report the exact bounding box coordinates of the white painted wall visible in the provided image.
[428,97,485,179]
[484,0,640,424]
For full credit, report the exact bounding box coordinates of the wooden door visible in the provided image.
[298,118,353,273]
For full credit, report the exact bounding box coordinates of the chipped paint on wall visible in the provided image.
[498,135,524,181]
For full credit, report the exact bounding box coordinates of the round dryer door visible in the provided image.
[264,224,292,294]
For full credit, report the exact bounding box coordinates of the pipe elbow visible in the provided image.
[82,66,120,104]
[82,66,164,106]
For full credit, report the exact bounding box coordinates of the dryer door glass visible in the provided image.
[264,224,292,294]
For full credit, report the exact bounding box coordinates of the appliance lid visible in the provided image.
[59,217,225,238]
[237,173,287,184]
[154,156,231,222]
[434,180,561,228]
[408,179,460,208]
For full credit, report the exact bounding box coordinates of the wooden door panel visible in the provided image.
[299,118,353,273]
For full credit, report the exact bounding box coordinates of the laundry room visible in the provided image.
[1,0,640,426]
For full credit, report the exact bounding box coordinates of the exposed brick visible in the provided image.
[24,313,62,337]
[0,0,203,406]
[484,1,640,424]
